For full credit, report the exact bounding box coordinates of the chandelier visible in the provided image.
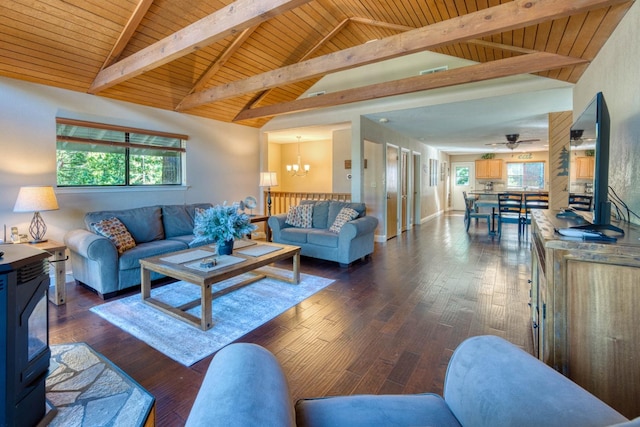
[286,136,310,177]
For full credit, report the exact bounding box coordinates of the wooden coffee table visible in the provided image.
[139,241,300,330]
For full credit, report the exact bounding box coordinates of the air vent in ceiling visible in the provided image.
[419,66,449,75]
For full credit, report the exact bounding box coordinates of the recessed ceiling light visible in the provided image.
[379,118,389,123]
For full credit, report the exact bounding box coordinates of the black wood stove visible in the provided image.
[1,244,51,427]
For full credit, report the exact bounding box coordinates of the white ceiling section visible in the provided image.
[266,50,574,154]
[364,84,574,154]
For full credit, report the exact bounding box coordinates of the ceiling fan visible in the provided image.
[486,134,540,150]
[570,129,596,147]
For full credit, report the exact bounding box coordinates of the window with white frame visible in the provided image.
[56,118,187,187]
[506,161,545,190]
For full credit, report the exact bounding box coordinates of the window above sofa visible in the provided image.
[56,118,187,187]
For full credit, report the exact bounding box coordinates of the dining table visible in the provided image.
[474,199,499,234]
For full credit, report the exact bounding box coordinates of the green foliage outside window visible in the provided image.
[57,150,126,186]
[456,166,469,185]
[56,119,186,187]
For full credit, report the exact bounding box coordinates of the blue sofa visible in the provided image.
[64,203,211,298]
[268,200,378,267]
[186,335,637,427]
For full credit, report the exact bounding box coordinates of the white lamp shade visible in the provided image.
[259,172,278,187]
[14,186,59,212]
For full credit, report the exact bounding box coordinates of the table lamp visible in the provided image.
[13,186,59,243]
[259,172,278,216]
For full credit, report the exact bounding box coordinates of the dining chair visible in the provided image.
[522,192,549,233]
[497,193,523,239]
[568,194,593,211]
[462,191,477,205]
[464,194,491,233]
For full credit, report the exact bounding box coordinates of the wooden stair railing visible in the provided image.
[263,191,351,215]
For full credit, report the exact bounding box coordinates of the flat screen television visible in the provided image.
[570,92,623,234]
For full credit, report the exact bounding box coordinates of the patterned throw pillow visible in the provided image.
[285,204,313,228]
[329,207,359,233]
[91,217,136,254]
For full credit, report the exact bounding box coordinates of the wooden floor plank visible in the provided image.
[48,211,534,425]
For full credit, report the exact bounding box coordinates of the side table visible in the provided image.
[32,240,67,305]
[249,214,271,242]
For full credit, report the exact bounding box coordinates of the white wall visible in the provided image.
[362,117,448,239]
[573,1,640,225]
[332,128,352,193]
[0,76,260,244]
[363,139,384,236]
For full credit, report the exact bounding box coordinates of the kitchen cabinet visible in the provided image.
[475,159,503,179]
[530,209,640,418]
[575,156,595,179]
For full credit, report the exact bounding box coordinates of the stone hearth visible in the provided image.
[46,343,154,426]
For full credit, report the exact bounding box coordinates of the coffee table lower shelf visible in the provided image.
[139,242,300,331]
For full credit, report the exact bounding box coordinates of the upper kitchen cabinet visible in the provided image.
[475,159,503,180]
[575,156,595,180]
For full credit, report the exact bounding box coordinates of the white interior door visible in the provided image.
[412,152,421,225]
[400,149,409,232]
[386,145,399,239]
[451,162,475,211]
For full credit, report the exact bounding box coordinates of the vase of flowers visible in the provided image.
[191,202,257,255]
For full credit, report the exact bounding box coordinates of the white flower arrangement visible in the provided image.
[191,202,257,245]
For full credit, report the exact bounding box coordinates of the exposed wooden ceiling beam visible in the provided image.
[466,39,538,55]
[243,16,360,111]
[186,25,259,96]
[241,19,350,111]
[233,52,588,121]
[348,17,415,32]
[88,0,311,94]
[100,0,155,70]
[177,0,627,111]
[304,18,351,61]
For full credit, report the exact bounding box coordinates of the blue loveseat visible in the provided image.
[268,200,378,267]
[64,203,211,298]
[186,335,637,427]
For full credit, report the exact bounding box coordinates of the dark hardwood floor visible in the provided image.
[49,211,534,426]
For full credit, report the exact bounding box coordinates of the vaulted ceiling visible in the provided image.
[1,0,633,131]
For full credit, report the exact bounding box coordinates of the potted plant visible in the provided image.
[191,202,257,255]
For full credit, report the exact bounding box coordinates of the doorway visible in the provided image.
[451,161,475,211]
[386,144,399,239]
[412,152,421,225]
[400,149,410,232]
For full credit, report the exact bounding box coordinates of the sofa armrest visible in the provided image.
[64,229,118,263]
[186,343,295,427]
[268,214,290,241]
[339,216,378,240]
[64,229,119,293]
[443,335,628,427]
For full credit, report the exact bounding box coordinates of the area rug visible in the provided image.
[90,266,334,366]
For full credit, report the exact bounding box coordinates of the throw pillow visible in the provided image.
[91,217,136,254]
[285,204,313,228]
[329,207,359,233]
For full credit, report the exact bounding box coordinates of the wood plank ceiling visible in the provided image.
[0,0,633,129]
